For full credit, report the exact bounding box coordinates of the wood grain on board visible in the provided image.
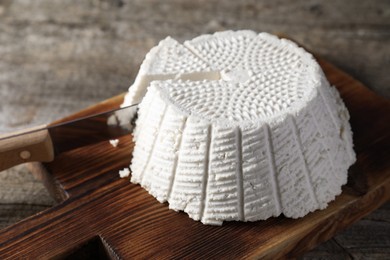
[0,57,388,259]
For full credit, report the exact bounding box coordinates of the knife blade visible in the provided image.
[0,104,138,171]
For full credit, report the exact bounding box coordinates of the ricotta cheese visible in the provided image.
[119,168,130,178]
[123,31,356,225]
[109,139,119,147]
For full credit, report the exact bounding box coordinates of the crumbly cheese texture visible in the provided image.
[123,31,356,225]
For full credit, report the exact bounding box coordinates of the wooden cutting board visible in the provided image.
[0,57,389,259]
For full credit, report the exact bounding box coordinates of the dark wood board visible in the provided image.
[0,58,389,259]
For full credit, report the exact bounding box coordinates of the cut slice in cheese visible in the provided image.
[122,36,220,106]
[123,31,356,225]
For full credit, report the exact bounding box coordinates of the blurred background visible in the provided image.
[0,0,389,258]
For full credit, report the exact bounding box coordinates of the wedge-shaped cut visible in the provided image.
[122,37,219,106]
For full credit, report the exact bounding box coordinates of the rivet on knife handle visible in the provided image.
[0,126,54,171]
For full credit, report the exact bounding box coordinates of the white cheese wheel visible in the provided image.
[123,31,356,225]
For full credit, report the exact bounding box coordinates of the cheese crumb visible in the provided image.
[107,114,119,126]
[119,168,130,178]
[109,139,119,147]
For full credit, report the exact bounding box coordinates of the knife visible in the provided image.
[0,104,138,171]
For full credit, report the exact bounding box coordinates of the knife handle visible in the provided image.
[0,126,55,172]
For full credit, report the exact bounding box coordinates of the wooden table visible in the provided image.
[0,0,389,258]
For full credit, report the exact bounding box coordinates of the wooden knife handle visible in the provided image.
[0,126,54,172]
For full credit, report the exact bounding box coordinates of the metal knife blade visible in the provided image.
[48,104,138,154]
[0,104,138,171]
